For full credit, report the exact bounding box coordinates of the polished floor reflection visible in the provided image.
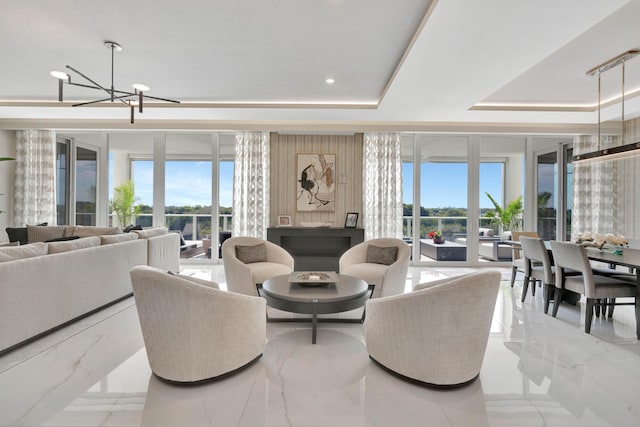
[1,266,639,426]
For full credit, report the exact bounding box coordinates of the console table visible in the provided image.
[267,227,365,271]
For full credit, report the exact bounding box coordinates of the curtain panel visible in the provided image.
[572,135,626,240]
[233,131,270,238]
[14,130,57,226]
[363,132,403,240]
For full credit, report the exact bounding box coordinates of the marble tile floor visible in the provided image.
[1,266,639,427]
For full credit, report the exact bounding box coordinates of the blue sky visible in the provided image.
[114,158,505,209]
[404,162,504,209]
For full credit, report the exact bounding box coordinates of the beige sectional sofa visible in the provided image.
[0,226,180,354]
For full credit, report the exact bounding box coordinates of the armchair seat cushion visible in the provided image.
[341,262,388,286]
[248,262,293,284]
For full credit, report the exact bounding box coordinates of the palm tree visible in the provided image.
[484,193,523,232]
[109,180,140,226]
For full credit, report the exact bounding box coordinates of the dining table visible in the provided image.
[507,240,640,339]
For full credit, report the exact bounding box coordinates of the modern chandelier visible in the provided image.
[50,41,180,124]
[574,49,640,162]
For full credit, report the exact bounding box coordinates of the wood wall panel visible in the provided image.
[270,132,363,228]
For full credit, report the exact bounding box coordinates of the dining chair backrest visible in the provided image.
[519,236,553,283]
[511,231,539,261]
[549,240,596,297]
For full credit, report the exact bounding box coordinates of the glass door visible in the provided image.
[418,135,468,263]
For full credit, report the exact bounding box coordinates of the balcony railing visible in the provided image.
[109,213,232,241]
[402,215,498,242]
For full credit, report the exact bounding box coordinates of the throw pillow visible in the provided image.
[123,224,143,233]
[366,245,398,266]
[27,225,66,243]
[47,236,101,254]
[72,226,122,237]
[100,233,139,245]
[44,235,80,243]
[5,227,27,245]
[6,222,46,245]
[236,243,267,264]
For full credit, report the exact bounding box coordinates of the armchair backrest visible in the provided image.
[341,238,410,265]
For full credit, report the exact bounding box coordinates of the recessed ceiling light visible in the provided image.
[325,78,335,84]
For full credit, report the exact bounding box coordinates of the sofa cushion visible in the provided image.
[0,241,20,247]
[341,262,388,286]
[133,227,168,239]
[70,226,122,238]
[236,243,267,264]
[100,233,139,245]
[366,244,398,265]
[27,225,66,243]
[247,261,291,284]
[0,242,48,262]
[48,236,101,254]
[478,227,494,237]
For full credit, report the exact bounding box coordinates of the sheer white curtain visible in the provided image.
[233,131,270,238]
[363,132,403,240]
[572,135,623,240]
[14,130,57,226]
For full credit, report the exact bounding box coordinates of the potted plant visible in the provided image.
[428,230,444,244]
[484,193,523,233]
[109,180,140,227]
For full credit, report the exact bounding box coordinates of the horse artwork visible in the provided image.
[296,153,335,212]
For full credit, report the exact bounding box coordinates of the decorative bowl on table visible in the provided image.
[288,271,338,286]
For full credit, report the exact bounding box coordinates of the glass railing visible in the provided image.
[402,215,498,242]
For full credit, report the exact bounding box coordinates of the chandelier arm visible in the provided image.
[72,94,131,107]
[140,94,181,104]
[66,65,128,107]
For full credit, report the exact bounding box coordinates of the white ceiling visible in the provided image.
[1,0,640,131]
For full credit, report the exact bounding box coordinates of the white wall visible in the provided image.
[0,130,16,241]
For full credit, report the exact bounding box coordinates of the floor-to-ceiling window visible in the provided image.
[165,134,213,259]
[533,138,573,241]
[418,135,468,263]
[55,139,69,225]
[55,136,99,226]
[108,133,155,228]
[75,146,97,225]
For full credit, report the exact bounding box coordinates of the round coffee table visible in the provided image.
[261,274,370,344]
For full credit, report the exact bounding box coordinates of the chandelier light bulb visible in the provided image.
[132,83,150,92]
[50,70,69,81]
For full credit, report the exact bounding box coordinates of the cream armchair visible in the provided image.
[339,238,410,298]
[222,236,294,296]
[364,270,501,386]
[130,265,266,383]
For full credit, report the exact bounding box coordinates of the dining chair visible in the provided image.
[518,236,554,309]
[510,231,540,288]
[549,241,636,334]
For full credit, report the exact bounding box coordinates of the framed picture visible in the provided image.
[344,212,359,228]
[278,215,292,227]
[296,153,335,212]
